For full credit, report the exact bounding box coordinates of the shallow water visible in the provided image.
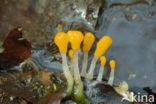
[95,4,156,93]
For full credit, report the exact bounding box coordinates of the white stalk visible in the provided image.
[70,61,74,76]
[86,56,99,80]
[108,69,115,85]
[73,50,83,90]
[61,53,74,95]
[96,66,104,82]
[81,52,88,77]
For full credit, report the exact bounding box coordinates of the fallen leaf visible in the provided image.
[0,82,38,103]
[0,27,32,69]
[39,70,52,86]
[38,88,67,104]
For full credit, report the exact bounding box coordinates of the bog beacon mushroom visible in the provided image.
[54,32,74,96]
[108,60,116,85]
[81,32,95,77]
[96,56,106,82]
[87,36,112,80]
[67,31,91,103]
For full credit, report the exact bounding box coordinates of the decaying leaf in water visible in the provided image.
[39,70,52,86]
[114,81,134,102]
[38,88,67,104]
[20,100,27,104]
[0,70,67,104]
[0,27,32,69]
[0,82,38,103]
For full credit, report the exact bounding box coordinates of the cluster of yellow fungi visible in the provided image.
[54,31,116,103]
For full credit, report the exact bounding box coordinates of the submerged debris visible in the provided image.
[0,70,66,104]
[0,28,32,70]
[38,88,67,104]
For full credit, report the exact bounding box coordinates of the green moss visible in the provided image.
[72,85,92,104]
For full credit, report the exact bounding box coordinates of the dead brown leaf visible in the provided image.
[39,70,52,86]
[0,82,38,103]
[38,88,67,104]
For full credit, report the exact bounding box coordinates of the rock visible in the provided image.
[95,3,156,92]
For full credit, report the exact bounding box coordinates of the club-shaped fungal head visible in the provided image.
[94,36,112,57]
[100,56,106,66]
[83,32,95,52]
[17,27,22,31]
[69,49,74,62]
[110,60,115,69]
[54,32,68,53]
[67,31,84,50]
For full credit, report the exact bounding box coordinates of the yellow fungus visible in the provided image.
[67,30,84,99]
[100,56,106,66]
[54,32,68,53]
[57,24,63,30]
[94,36,112,57]
[108,60,116,85]
[96,56,106,82]
[54,32,74,96]
[69,49,74,62]
[67,31,84,50]
[81,32,95,77]
[87,36,112,80]
[110,60,115,69]
[83,32,95,52]
[18,27,22,31]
